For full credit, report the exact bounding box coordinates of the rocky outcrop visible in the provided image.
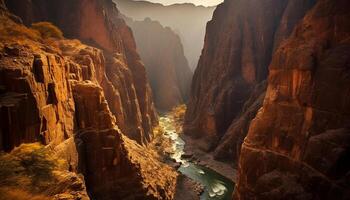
[0,2,176,199]
[126,18,193,111]
[0,44,76,153]
[5,0,158,144]
[184,0,316,154]
[235,0,350,199]
[72,81,176,200]
[114,0,215,70]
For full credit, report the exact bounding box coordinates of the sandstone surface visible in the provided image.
[184,0,316,157]
[235,0,350,199]
[0,1,177,199]
[5,0,158,144]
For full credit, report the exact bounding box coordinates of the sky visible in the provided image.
[137,0,224,7]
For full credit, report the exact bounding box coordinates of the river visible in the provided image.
[159,115,234,200]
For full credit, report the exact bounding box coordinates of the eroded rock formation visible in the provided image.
[72,80,176,199]
[235,0,350,199]
[5,0,158,144]
[126,18,193,111]
[0,1,177,199]
[184,0,316,157]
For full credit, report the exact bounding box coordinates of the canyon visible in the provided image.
[184,0,350,199]
[1,0,349,199]
[184,0,317,161]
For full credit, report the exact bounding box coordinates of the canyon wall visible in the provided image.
[184,0,316,158]
[126,18,192,111]
[0,1,177,199]
[5,0,158,144]
[114,0,215,70]
[235,0,350,199]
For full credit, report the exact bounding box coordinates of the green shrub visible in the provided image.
[31,22,64,39]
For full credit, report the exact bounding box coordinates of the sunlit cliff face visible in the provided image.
[135,0,223,7]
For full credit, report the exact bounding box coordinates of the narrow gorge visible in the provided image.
[125,17,193,111]
[0,0,349,200]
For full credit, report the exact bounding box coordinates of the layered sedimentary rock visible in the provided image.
[235,0,350,199]
[0,1,176,199]
[126,18,193,110]
[184,0,316,155]
[72,81,176,200]
[5,0,157,144]
[114,0,215,70]
[0,39,76,153]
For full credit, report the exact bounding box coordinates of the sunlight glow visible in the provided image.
[136,0,223,7]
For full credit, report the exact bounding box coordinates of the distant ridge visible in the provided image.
[132,0,216,8]
[114,0,215,70]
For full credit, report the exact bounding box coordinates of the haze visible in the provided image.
[115,0,216,70]
[135,0,223,7]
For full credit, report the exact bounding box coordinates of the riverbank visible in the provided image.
[160,105,236,199]
[170,105,237,182]
[181,133,237,181]
[149,109,201,200]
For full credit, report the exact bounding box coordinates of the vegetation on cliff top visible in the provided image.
[31,22,64,39]
[0,16,63,46]
[0,143,87,200]
[0,15,40,43]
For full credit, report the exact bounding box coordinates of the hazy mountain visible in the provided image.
[126,17,193,111]
[114,0,216,70]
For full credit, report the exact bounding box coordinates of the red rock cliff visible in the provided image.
[235,0,350,199]
[126,18,193,111]
[0,1,176,199]
[184,0,316,156]
[5,0,158,144]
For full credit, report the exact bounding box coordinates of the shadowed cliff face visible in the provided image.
[114,0,215,70]
[235,0,350,199]
[5,0,158,145]
[0,1,178,199]
[125,18,193,111]
[184,0,316,155]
